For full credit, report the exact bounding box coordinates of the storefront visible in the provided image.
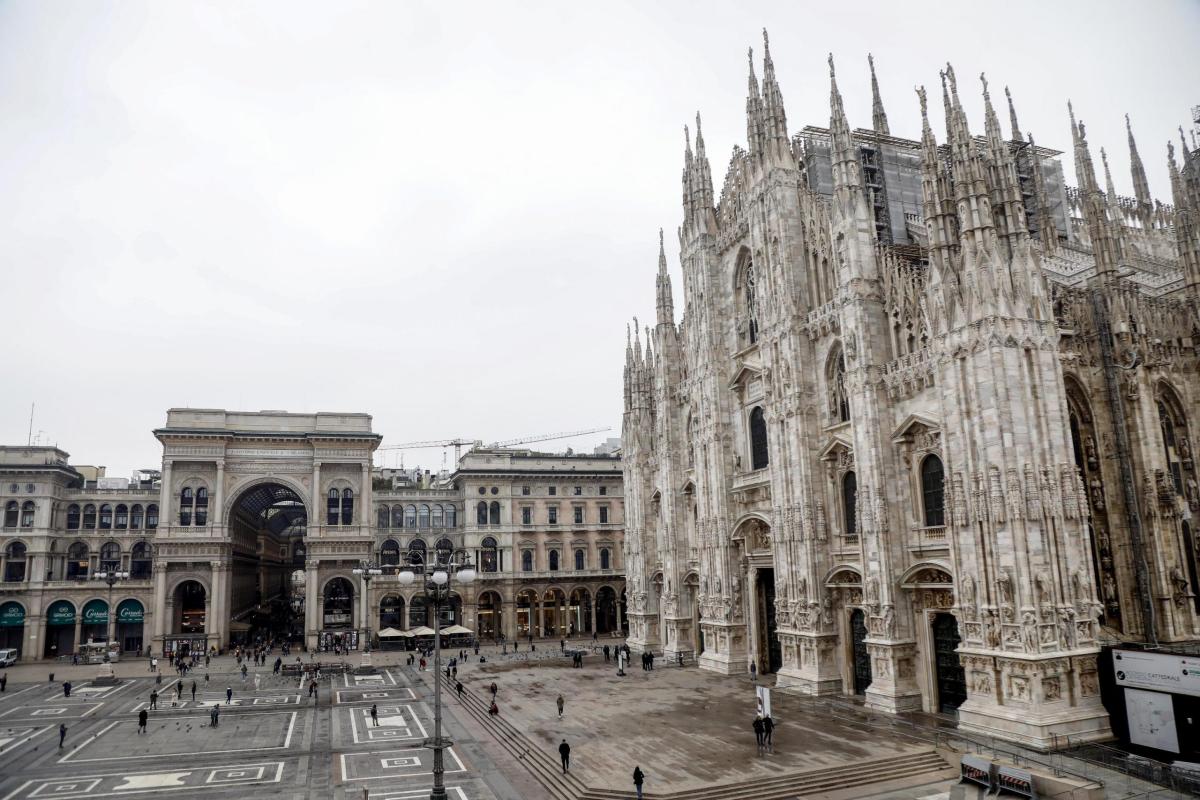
[43,600,76,658]
[116,599,144,653]
[319,629,358,651]
[163,633,208,659]
[81,599,108,644]
[0,601,25,654]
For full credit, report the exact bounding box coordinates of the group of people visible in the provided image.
[752,714,776,754]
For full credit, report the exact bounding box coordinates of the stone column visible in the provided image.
[503,596,517,641]
[152,567,168,645]
[746,567,759,672]
[73,615,83,649]
[160,459,173,533]
[590,593,597,634]
[213,459,225,529]
[305,561,319,650]
[311,461,322,533]
[360,462,371,535]
[24,613,41,659]
[537,597,545,638]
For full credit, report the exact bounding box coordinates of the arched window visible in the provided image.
[749,407,769,470]
[431,504,444,527]
[100,542,121,573]
[114,504,128,529]
[600,548,611,570]
[830,350,850,423]
[575,549,585,571]
[4,542,27,582]
[1159,399,1187,496]
[327,489,340,525]
[130,504,143,529]
[146,504,159,529]
[341,489,354,525]
[489,501,500,525]
[20,501,35,528]
[377,505,390,528]
[434,537,453,567]
[522,550,534,572]
[843,471,858,537]
[405,505,417,527]
[549,550,560,571]
[481,536,498,573]
[99,503,113,530]
[408,539,426,573]
[179,489,194,527]
[82,503,97,528]
[920,455,945,527]
[66,504,81,530]
[476,501,488,525]
[380,539,400,566]
[67,542,90,580]
[740,256,759,346]
[195,488,208,526]
[445,506,457,528]
[418,504,430,528]
[392,505,404,528]
[131,542,152,578]
[3,502,16,528]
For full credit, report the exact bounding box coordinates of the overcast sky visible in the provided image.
[2,1,1197,476]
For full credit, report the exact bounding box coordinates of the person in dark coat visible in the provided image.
[210,703,219,727]
[753,715,765,752]
[59,723,67,748]
[763,715,775,750]
[137,709,148,735]
[558,739,571,773]
[62,681,71,697]
[370,704,379,727]
[633,766,645,800]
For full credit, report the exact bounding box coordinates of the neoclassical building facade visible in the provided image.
[0,409,625,660]
[622,33,1200,747]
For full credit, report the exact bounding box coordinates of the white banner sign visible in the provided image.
[1113,649,1200,698]
[755,685,772,718]
[1124,687,1179,753]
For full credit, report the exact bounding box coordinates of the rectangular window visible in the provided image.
[521,486,530,496]
[599,506,609,524]
[548,486,557,496]
[574,507,583,525]
[548,507,558,525]
[599,486,607,496]
[573,486,582,496]
[521,507,532,525]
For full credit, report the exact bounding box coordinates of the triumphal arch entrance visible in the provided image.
[150,409,380,654]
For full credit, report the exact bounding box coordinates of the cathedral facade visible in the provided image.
[621,32,1200,748]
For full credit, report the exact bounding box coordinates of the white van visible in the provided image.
[0,648,18,666]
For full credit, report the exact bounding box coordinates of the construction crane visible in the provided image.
[378,427,612,465]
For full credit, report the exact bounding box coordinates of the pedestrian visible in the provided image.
[137,709,148,734]
[150,656,157,672]
[633,766,645,800]
[648,652,653,671]
[750,661,757,682]
[176,681,183,699]
[763,715,775,751]
[226,686,233,704]
[241,664,248,682]
[490,682,497,698]
[191,680,197,702]
[677,652,683,667]
[63,681,71,697]
[370,704,379,727]
[560,638,565,654]
[451,665,457,679]
[558,739,570,773]
[1,672,6,692]
[753,715,765,753]
[603,645,610,663]
[205,655,210,667]
[488,700,499,716]
[556,694,564,719]
[149,689,158,709]
[210,704,219,727]
[456,681,463,699]
[59,723,67,748]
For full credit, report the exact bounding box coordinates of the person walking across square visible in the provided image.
[137,709,148,735]
[633,766,645,800]
[556,694,564,719]
[370,704,379,727]
[558,739,570,774]
[59,723,67,748]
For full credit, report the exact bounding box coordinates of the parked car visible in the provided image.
[0,648,19,666]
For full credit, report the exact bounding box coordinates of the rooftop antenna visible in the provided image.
[26,403,34,446]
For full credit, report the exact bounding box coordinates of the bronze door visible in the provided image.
[932,613,967,712]
[850,609,871,695]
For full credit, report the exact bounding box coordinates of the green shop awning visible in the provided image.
[82,599,109,625]
[0,602,25,627]
[116,599,145,624]
[46,600,75,626]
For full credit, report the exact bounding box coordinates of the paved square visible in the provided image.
[58,709,298,763]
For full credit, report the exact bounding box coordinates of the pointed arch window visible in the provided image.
[920,455,945,527]
[20,501,35,528]
[476,501,487,525]
[327,489,340,525]
[341,489,354,525]
[195,488,208,526]
[842,471,858,538]
[1159,400,1185,495]
[749,406,769,470]
[179,489,194,527]
[489,501,500,525]
[82,503,97,528]
[740,256,760,345]
[830,351,850,422]
[66,503,81,530]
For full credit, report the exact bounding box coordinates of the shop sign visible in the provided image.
[0,602,24,627]
[116,600,145,624]
[82,601,109,624]
[46,602,75,625]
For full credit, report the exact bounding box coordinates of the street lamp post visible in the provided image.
[352,562,383,651]
[398,549,475,800]
[93,570,130,647]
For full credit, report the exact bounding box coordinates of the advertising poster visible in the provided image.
[755,685,772,718]
[1113,649,1200,698]
[1124,687,1180,753]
